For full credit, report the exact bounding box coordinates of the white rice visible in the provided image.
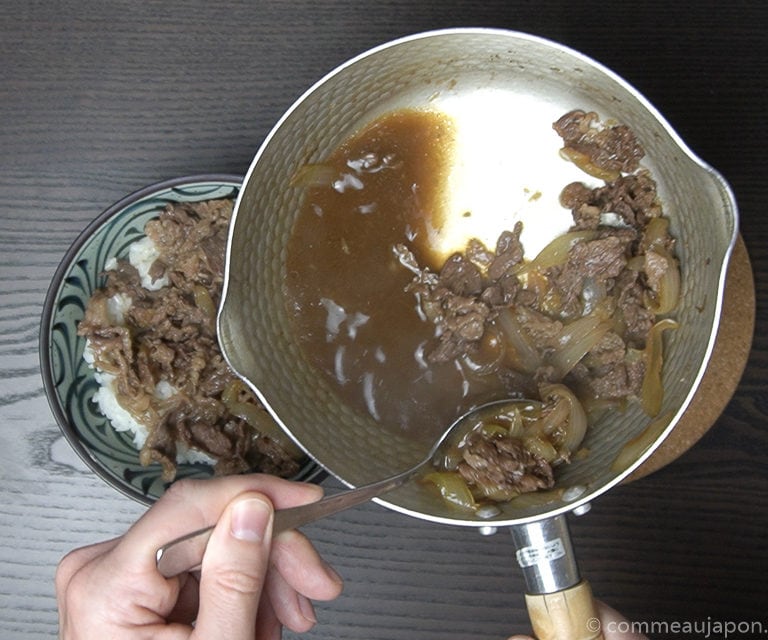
[128,236,170,290]
[84,237,215,466]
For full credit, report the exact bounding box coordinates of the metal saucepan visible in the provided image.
[218,29,738,639]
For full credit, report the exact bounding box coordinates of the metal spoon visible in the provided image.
[156,399,514,578]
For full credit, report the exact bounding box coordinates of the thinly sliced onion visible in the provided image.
[422,472,478,511]
[538,383,588,456]
[193,284,216,318]
[559,147,621,182]
[641,318,679,416]
[523,436,559,463]
[515,230,598,275]
[504,405,525,438]
[640,217,680,314]
[480,422,511,439]
[527,396,570,437]
[221,378,245,406]
[507,488,564,509]
[548,311,612,379]
[496,308,542,374]
[641,217,671,252]
[436,447,464,471]
[644,248,680,315]
[477,483,522,502]
[473,403,536,439]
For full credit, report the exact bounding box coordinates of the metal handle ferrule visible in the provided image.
[509,514,580,595]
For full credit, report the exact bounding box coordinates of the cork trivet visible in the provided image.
[626,236,754,482]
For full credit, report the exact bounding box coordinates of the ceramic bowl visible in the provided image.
[40,175,321,504]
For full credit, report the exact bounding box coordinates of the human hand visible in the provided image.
[56,475,344,639]
[507,599,648,640]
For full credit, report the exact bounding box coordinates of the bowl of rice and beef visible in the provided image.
[40,175,319,504]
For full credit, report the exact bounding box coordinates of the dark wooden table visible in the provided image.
[2,2,766,638]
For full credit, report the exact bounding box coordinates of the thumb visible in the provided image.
[192,492,274,639]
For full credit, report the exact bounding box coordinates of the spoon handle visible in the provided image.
[274,470,415,532]
[156,469,416,578]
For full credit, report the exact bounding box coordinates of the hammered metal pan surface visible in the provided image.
[218,29,737,527]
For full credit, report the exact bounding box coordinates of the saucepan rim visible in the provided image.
[221,27,739,527]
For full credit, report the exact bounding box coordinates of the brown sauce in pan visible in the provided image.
[285,109,498,439]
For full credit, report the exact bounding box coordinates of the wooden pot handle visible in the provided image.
[525,580,604,640]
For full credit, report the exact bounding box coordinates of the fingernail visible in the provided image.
[230,497,272,542]
[322,559,344,586]
[298,594,317,624]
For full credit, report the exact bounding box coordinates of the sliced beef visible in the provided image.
[553,109,645,176]
[407,224,526,364]
[562,171,662,230]
[544,233,634,319]
[79,198,301,483]
[488,223,525,280]
[439,253,484,296]
[568,330,646,401]
[514,306,563,350]
[614,269,655,347]
[458,431,555,497]
[396,109,678,505]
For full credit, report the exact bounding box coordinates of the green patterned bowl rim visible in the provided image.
[40,175,323,505]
